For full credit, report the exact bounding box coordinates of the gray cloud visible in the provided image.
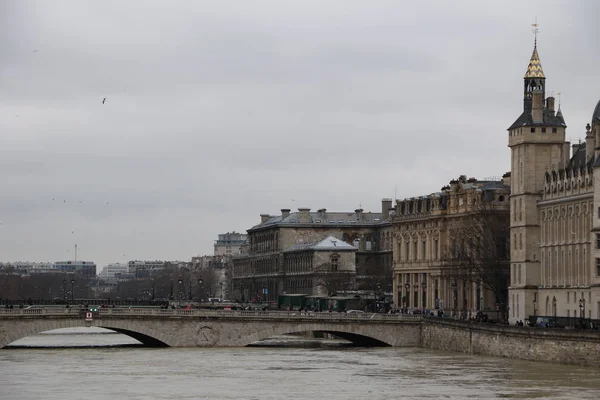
[1,0,599,268]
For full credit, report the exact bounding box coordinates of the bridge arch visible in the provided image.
[0,319,169,348]
[236,321,401,347]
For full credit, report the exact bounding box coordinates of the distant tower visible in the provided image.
[506,27,568,324]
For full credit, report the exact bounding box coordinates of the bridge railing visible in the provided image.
[0,308,422,322]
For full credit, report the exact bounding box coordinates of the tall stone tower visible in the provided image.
[507,40,568,323]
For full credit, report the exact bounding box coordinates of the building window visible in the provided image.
[331,257,339,271]
[596,258,600,277]
[552,128,557,133]
[541,128,546,133]
[530,127,535,133]
[596,234,600,250]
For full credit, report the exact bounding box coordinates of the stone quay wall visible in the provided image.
[421,318,600,367]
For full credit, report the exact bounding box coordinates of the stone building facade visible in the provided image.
[213,231,248,257]
[391,176,510,316]
[508,40,600,323]
[232,200,395,302]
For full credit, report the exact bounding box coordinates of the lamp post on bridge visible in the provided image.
[178,276,183,306]
[404,283,410,310]
[70,279,75,303]
[62,279,67,303]
[198,278,203,302]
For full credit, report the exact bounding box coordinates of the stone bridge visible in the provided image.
[0,308,422,348]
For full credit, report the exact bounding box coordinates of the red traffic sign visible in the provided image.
[85,312,93,321]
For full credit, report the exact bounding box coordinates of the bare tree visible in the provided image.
[313,262,356,296]
[441,202,510,318]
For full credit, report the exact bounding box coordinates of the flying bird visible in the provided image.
[32,50,38,53]
[102,98,106,104]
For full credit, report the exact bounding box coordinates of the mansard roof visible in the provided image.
[250,210,385,231]
[508,107,566,130]
[284,235,357,252]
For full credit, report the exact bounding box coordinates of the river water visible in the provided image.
[1,329,599,400]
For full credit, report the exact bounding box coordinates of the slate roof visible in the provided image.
[593,99,600,124]
[250,211,385,230]
[284,235,357,252]
[508,107,566,130]
[568,142,588,169]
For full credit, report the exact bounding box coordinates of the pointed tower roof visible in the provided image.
[524,46,545,79]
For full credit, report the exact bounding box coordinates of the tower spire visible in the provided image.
[532,17,538,48]
[525,19,544,79]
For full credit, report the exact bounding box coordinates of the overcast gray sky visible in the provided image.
[1,0,599,270]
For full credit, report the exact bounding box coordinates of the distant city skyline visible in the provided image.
[1,1,599,268]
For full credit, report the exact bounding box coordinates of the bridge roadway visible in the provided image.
[0,308,423,348]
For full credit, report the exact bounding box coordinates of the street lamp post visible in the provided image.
[178,276,183,305]
[552,297,557,319]
[421,282,427,310]
[198,278,203,302]
[62,279,67,302]
[70,279,75,303]
[533,300,537,317]
[451,281,457,317]
[404,283,410,309]
[151,279,155,301]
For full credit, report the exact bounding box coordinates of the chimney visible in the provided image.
[381,198,392,219]
[502,172,511,187]
[260,214,270,223]
[317,208,327,219]
[532,91,544,123]
[355,208,363,220]
[281,209,290,219]
[546,96,555,114]
[297,208,311,223]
